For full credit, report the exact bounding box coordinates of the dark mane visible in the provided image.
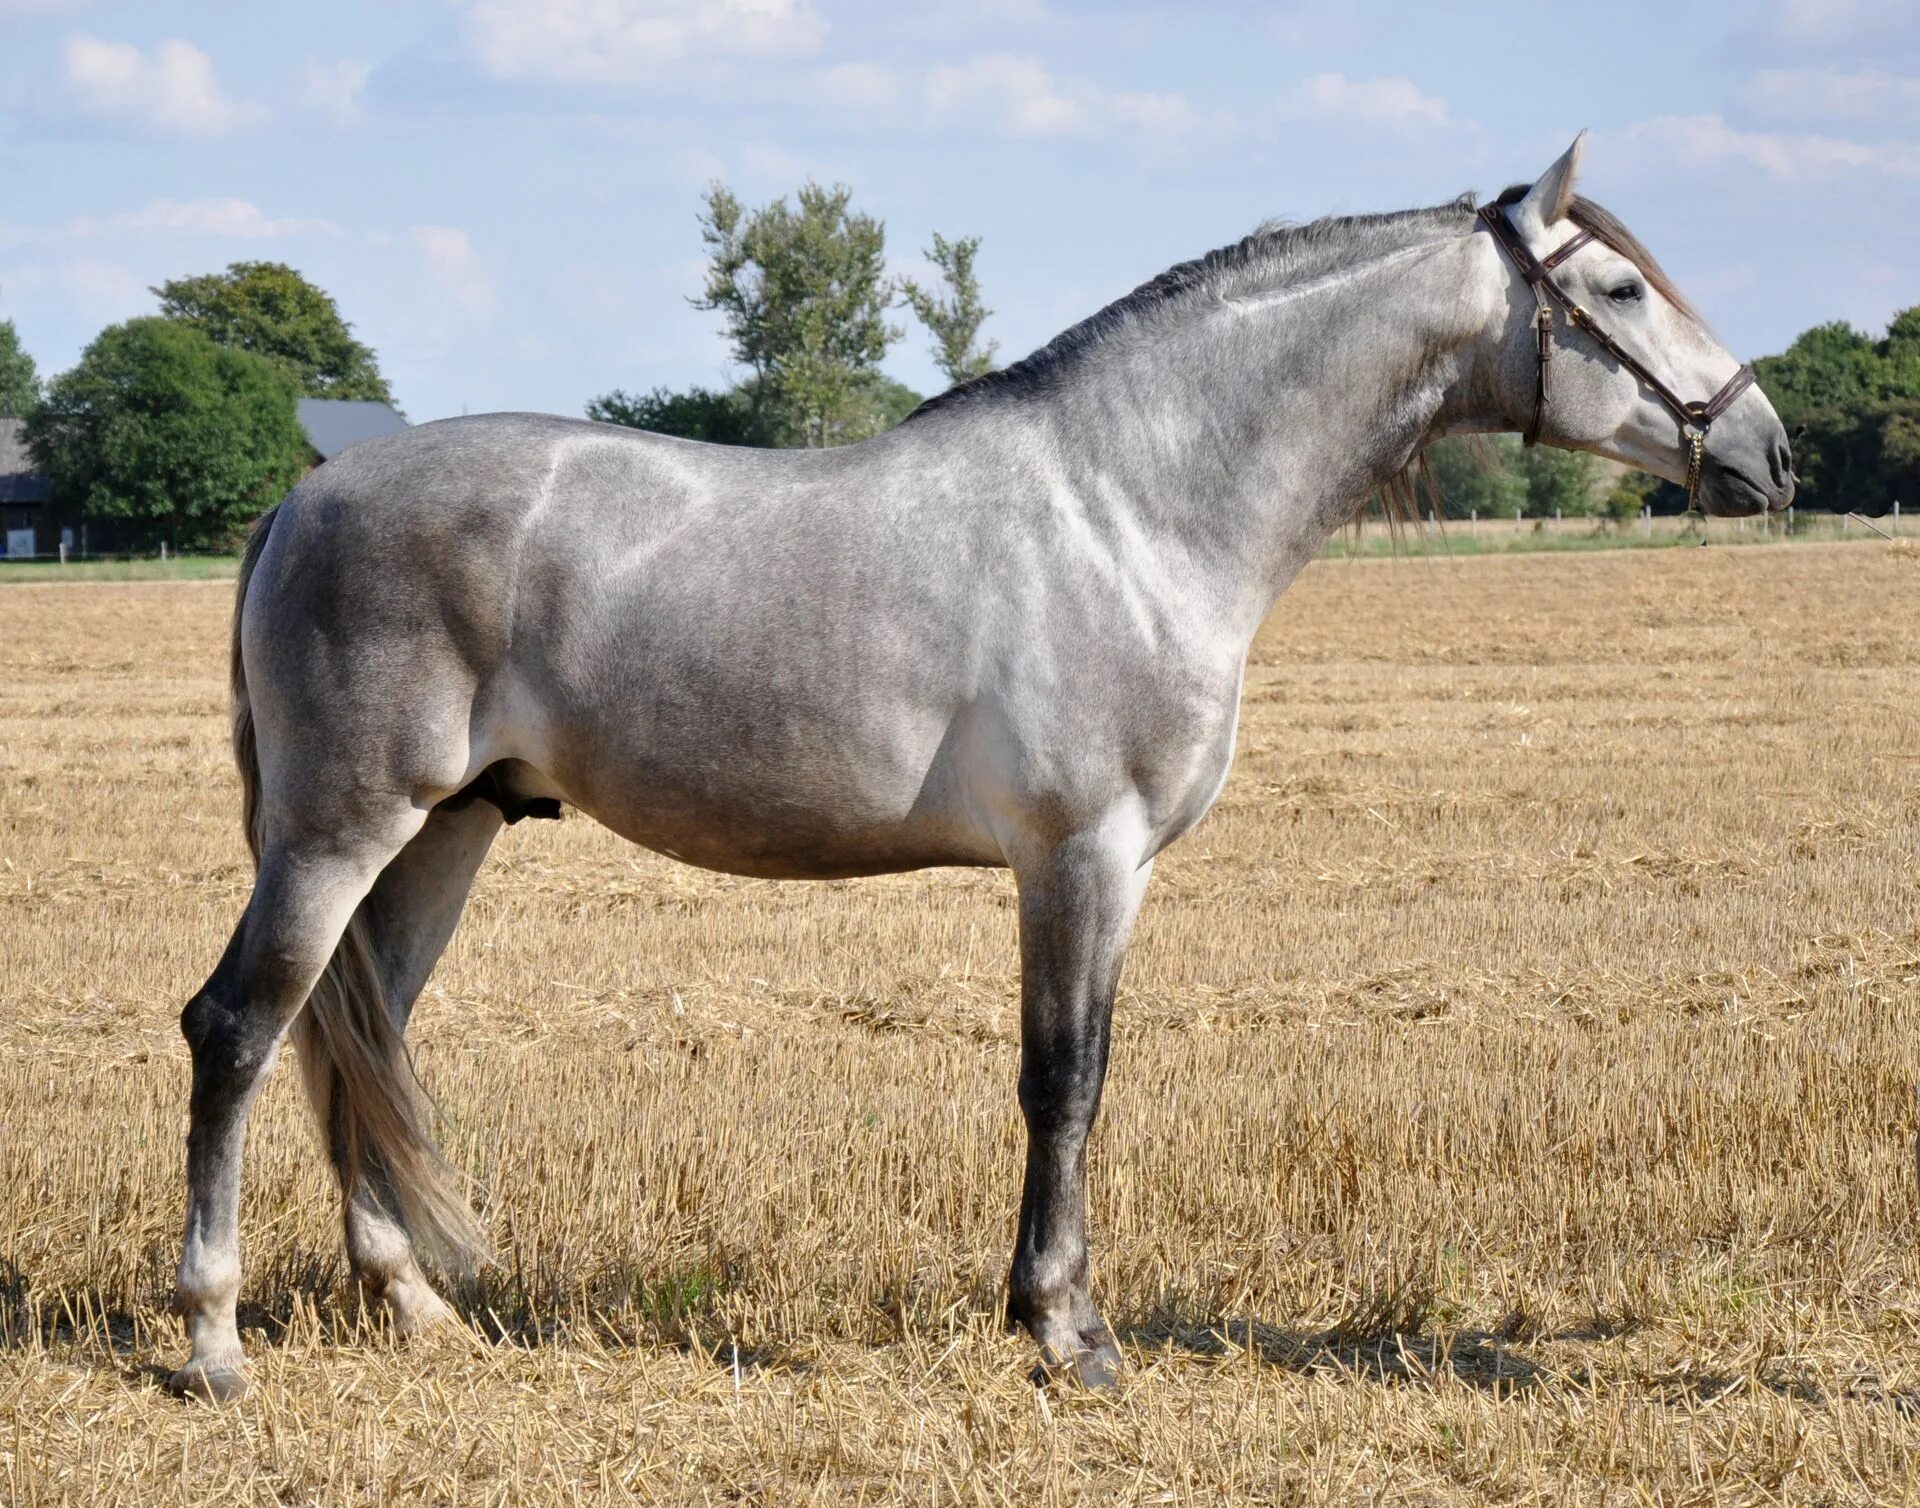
[906,195,1480,421]
[1494,184,1699,322]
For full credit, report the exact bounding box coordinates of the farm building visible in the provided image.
[0,418,51,559]
[296,398,408,462]
[0,400,409,557]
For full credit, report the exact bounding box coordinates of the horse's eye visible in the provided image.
[1608,281,1643,305]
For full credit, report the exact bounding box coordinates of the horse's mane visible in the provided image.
[906,195,1480,422]
[907,186,1695,423]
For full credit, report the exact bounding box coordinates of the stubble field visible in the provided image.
[3,541,1919,1504]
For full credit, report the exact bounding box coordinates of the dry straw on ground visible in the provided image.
[2,542,1918,1504]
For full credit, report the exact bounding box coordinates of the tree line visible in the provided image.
[3,179,1911,555]
[5,262,393,551]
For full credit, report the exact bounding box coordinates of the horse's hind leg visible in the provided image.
[320,799,503,1333]
[1006,823,1154,1389]
[172,813,423,1403]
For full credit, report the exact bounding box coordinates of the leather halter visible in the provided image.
[1477,202,1755,502]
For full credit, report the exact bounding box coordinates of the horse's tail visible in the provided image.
[231,502,488,1274]
[229,502,278,867]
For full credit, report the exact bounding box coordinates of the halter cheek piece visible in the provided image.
[1476,203,1755,503]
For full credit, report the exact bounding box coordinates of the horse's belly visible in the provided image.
[583,796,1000,879]
[543,734,1001,880]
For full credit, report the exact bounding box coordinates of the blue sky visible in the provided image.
[1,0,1915,423]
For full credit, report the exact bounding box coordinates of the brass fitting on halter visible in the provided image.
[1682,423,1708,502]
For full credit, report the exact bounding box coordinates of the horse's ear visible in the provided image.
[1513,130,1587,234]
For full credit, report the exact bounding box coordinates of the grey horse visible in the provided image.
[169,135,1793,1401]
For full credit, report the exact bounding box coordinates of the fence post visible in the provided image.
[160,541,168,576]
[1787,505,1793,536]
[1470,509,1477,537]
[58,540,67,567]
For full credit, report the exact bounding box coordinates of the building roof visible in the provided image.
[0,417,51,504]
[296,398,409,461]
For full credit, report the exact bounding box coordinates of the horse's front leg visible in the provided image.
[1007,824,1153,1389]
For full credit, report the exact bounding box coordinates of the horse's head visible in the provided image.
[1484,132,1793,516]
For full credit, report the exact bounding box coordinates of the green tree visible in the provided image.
[1884,307,1920,364]
[587,383,762,445]
[1518,443,1597,516]
[586,371,922,448]
[0,319,38,417]
[902,232,997,386]
[1753,322,1883,428]
[1418,435,1527,518]
[154,261,395,403]
[26,317,308,551]
[693,182,898,447]
[1794,397,1920,512]
[832,373,923,441]
[1601,465,1662,523]
[1749,306,1920,511]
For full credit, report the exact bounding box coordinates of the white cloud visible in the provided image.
[1110,90,1203,135]
[303,58,370,124]
[404,226,499,332]
[1279,72,1449,130]
[926,54,1086,136]
[1624,114,1920,179]
[62,34,260,136]
[94,199,341,239]
[920,53,1218,143]
[454,0,825,83]
[59,258,146,322]
[806,60,902,111]
[736,140,810,181]
[1767,0,1917,42]
[1739,67,1920,123]
[6,199,338,244]
[670,145,728,186]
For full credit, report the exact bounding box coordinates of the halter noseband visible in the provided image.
[1477,202,1755,503]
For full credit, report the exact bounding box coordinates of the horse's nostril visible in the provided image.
[1770,438,1793,490]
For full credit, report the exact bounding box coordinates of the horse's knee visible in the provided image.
[179,989,219,1055]
[180,985,245,1067]
[179,979,283,1107]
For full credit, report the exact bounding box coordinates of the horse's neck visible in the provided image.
[1039,230,1498,640]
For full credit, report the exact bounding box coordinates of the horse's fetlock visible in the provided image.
[1010,1246,1086,1320]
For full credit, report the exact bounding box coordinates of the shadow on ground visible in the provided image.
[11,1254,1920,1417]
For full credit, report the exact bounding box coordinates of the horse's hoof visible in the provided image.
[386,1286,457,1338]
[1071,1344,1121,1391]
[166,1362,249,1404]
[1030,1339,1123,1392]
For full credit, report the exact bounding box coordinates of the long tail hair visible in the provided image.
[230,504,488,1273]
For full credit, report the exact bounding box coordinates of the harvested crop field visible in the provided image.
[3,541,1919,1504]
